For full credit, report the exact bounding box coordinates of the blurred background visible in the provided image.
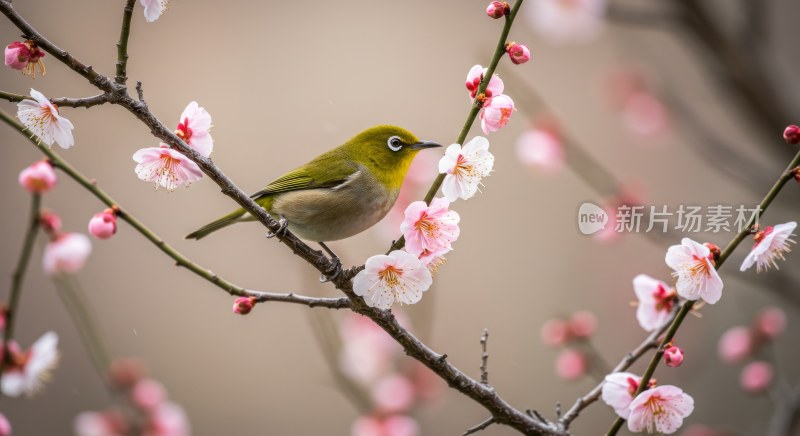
[2,0,800,434]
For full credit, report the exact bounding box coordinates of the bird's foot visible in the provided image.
[265,215,288,239]
[318,241,342,283]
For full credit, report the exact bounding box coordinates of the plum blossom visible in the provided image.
[555,349,586,381]
[18,160,57,193]
[718,326,752,364]
[43,233,92,275]
[351,415,419,436]
[353,250,432,310]
[633,274,677,332]
[133,145,203,191]
[175,101,213,157]
[784,125,800,145]
[515,128,565,174]
[601,372,642,419]
[17,89,74,149]
[627,385,694,434]
[339,314,400,384]
[465,65,504,100]
[400,197,460,257]
[527,0,607,44]
[486,1,508,18]
[146,402,190,436]
[665,238,723,304]
[1,331,59,397]
[5,40,46,77]
[755,307,786,339]
[438,136,494,202]
[740,361,773,394]
[88,209,118,240]
[740,222,796,273]
[480,94,515,134]
[371,375,415,413]
[140,0,168,22]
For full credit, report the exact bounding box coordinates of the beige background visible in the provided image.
[1,0,799,434]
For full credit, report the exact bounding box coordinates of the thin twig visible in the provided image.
[480,328,490,385]
[0,193,40,391]
[115,0,136,84]
[463,417,495,436]
[0,89,109,108]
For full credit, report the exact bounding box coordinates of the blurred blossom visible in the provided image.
[480,94,515,135]
[339,314,399,384]
[400,197,460,257]
[755,306,786,339]
[632,274,677,332]
[465,65,504,100]
[132,145,204,191]
[351,415,419,436]
[627,385,694,434]
[601,372,641,419]
[515,127,565,174]
[18,160,57,193]
[718,326,752,364]
[353,251,432,310]
[621,92,669,139]
[526,0,606,44]
[4,40,45,77]
[739,222,796,273]
[140,0,168,22]
[438,136,494,202]
[146,402,190,436]
[372,375,416,413]
[665,238,723,304]
[408,362,444,403]
[43,233,92,275]
[175,101,214,158]
[739,361,773,394]
[1,331,59,397]
[132,379,168,411]
[540,318,570,347]
[555,349,587,381]
[88,209,118,240]
[17,89,75,149]
[74,410,128,436]
[569,311,597,338]
[0,412,10,436]
[108,357,147,388]
[39,210,62,234]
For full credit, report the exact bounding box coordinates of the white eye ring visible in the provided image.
[387,136,403,152]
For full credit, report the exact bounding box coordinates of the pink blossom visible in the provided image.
[515,128,565,174]
[43,233,92,275]
[438,136,494,202]
[232,296,256,315]
[601,372,641,419]
[633,274,677,332]
[175,101,213,157]
[663,345,684,367]
[526,0,607,44]
[740,361,773,394]
[17,89,74,149]
[339,314,399,384]
[627,385,694,434]
[784,125,800,145]
[568,310,597,338]
[132,378,167,411]
[755,306,786,339]
[39,210,62,235]
[740,222,796,273]
[146,402,190,436]
[718,326,752,364]
[353,251,432,310]
[417,248,448,274]
[18,160,57,193]
[351,415,419,436]
[665,238,723,304]
[88,209,117,240]
[133,145,203,191]
[1,331,59,397]
[506,42,531,64]
[465,65,504,100]
[4,40,45,77]
[486,1,508,18]
[74,411,125,436]
[0,412,9,436]
[555,349,586,381]
[622,92,669,139]
[372,375,415,413]
[400,197,460,257]
[540,318,570,346]
[480,94,515,134]
[140,0,168,23]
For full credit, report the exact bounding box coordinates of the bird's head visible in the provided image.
[345,125,441,190]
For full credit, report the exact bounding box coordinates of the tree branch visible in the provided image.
[0,89,109,108]
[480,328,490,385]
[115,0,135,84]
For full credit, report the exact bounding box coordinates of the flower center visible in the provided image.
[378,266,403,287]
[175,117,193,142]
[414,212,440,239]
[753,226,774,246]
[689,255,711,278]
[653,284,677,312]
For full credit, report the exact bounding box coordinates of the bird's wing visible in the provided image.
[250,158,360,199]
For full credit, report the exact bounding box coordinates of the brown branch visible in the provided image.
[480,328,490,385]
[464,417,495,436]
[0,89,109,108]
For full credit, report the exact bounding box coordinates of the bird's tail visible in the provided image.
[185,208,247,240]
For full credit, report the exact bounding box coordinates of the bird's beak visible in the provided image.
[410,141,442,150]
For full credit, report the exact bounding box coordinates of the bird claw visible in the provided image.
[319,257,342,283]
[266,216,288,239]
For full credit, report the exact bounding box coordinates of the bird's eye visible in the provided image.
[387,136,403,152]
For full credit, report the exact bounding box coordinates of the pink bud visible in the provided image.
[506,42,531,65]
[784,125,800,145]
[88,209,118,240]
[663,345,684,367]
[18,160,57,193]
[569,310,597,338]
[755,306,786,339]
[0,412,10,436]
[233,296,257,315]
[740,361,773,394]
[39,210,62,235]
[555,349,587,381]
[540,318,570,346]
[4,41,30,70]
[486,1,507,19]
[718,326,753,364]
[132,378,167,410]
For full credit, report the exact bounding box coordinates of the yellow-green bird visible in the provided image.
[186,125,441,250]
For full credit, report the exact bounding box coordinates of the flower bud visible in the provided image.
[131,378,167,411]
[18,160,56,193]
[555,349,587,381]
[506,42,531,65]
[569,310,597,338]
[540,318,570,346]
[486,1,508,18]
[663,344,684,367]
[755,306,786,339]
[703,242,721,262]
[233,296,257,315]
[784,125,800,145]
[108,357,146,388]
[88,209,118,240]
[39,210,62,235]
[4,40,45,77]
[718,326,752,364]
[740,361,773,394]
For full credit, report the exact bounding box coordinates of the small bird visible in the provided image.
[186,125,440,268]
